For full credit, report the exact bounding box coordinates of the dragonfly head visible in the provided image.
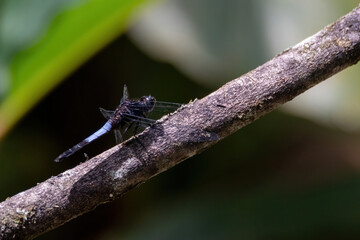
[140,95,156,112]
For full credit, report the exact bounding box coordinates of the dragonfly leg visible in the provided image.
[133,134,146,151]
[131,113,152,136]
[114,129,123,144]
[133,122,140,136]
[123,122,134,135]
[139,113,152,126]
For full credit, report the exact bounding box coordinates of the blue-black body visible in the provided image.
[54,85,162,162]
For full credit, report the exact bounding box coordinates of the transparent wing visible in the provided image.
[153,101,182,112]
[99,107,114,120]
[122,113,156,125]
[121,84,129,103]
[127,101,182,113]
[124,101,182,133]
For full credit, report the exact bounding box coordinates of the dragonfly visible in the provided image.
[54,85,181,162]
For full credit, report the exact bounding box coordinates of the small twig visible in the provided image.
[1,4,360,240]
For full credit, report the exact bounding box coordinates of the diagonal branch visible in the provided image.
[1,4,360,240]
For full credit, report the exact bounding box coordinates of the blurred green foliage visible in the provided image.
[129,0,360,130]
[0,0,149,139]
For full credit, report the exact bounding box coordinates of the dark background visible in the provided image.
[1,35,360,240]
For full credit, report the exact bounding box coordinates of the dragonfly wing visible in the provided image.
[127,101,182,116]
[153,101,182,112]
[99,107,114,120]
[114,129,123,144]
[129,101,182,121]
[121,84,129,103]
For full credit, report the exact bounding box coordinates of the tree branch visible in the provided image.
[1,4,360,240]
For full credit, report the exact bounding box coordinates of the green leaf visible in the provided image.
[0,0,151,139]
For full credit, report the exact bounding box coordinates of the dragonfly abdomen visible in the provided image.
[84,121,112,142]
[54,121,112,162]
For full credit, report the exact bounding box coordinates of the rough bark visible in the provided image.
[1,4,360,240]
